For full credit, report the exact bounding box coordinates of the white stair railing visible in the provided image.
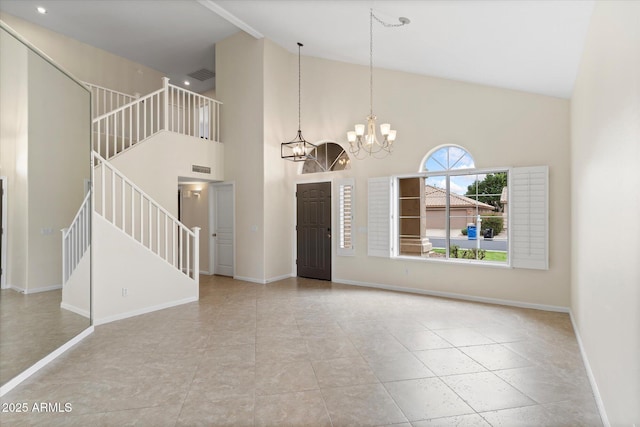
[61,191,91,283]
[85,82,137,118]
[167,82,221,142]
[93,87,164,160]
[92,152,200,281]
[91,78,222,161]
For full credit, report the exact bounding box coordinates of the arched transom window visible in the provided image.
[421,145,475,172]
[302,142,351,174]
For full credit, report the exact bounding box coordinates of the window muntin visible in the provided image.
[302,142,351,174]
[423,145,474,172]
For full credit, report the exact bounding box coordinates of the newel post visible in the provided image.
[162,77,170,131]
[192,227,200,288]
[61,228,68,284]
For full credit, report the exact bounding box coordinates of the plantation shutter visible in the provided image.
[511,166,549,270]
[337,179,355,256]
[368,177,392,257]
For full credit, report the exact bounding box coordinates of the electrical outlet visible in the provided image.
[121,288,128,297]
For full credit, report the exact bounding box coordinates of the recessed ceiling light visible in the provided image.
[36,6,47,14]
[184,81,190,86]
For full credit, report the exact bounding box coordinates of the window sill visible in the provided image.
[393,254,511,269]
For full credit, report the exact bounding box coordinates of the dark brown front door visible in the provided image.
[297,182,331,280]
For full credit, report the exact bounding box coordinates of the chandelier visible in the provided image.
[281,42,317,162]
[347,9,409,159]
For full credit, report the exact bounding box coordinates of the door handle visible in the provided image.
[327,227,331,238]
[212,233,217,237]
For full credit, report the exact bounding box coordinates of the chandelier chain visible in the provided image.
[372,12,408,28]
[369,9,374,117]
[297,42,302,130]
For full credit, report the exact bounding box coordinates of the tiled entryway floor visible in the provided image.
[0,276,602,426]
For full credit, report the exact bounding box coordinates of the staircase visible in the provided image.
[60,78,222,324]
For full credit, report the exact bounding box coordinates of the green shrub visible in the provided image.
[481,214,504,235]
[461,228,468,236]
[449,245,460,258]
[461,248,486,260]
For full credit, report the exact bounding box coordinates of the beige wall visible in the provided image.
[0,28,28,289]
[570,1,640,424]
[0,13,165,96]
[1,25,90,292]
[27,48,90,290]
[108,131,223,218]
[263,39,296,281]
[216,32,265,282]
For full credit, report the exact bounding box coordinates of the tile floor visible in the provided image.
[0,289,89,384]
[0,276,602,426]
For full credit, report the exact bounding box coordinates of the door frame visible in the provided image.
[1,177,6,289]
[209,181,236,277]
[292,178,334,281]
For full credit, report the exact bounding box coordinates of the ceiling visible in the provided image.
[0,0,595,98]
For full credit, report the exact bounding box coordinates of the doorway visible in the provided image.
[296,182,331,280]
[210,183,234,277]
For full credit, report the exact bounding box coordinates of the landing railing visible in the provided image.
[93,87,164,159]
[92,152,200,281]
[92,78,222,161]
[61,191,91,283]
[85,82,138,118]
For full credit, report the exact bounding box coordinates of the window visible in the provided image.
[337,179,355,256]
[302,142,350,174]
[396,145,509,263]
[367,145,548,269]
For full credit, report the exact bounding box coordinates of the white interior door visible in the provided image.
[211,183,234,277]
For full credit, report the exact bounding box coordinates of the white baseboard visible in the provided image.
[334,278,570,313]
[94,296,198,325]
[233,274,293,285]
[234,275,266,284]
[60,302,90,319]
[266,273,293,283]
[0,326,94,397]
[569,311,610,427]
[10,284,62,294]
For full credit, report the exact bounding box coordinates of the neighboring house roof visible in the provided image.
[425,185,495,210]
[501,186,508,204]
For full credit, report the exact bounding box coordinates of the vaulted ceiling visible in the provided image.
[0,0,595,98]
